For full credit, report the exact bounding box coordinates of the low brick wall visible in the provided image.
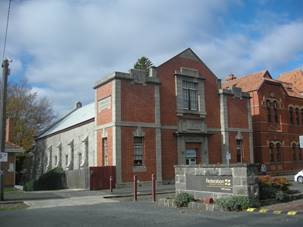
[175,164,259,200]
[65,168,90,189]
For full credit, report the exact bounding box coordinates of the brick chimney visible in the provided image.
[5,118,14,143]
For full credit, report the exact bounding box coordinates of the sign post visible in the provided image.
[226,151,231,166]
[0,152,8,162]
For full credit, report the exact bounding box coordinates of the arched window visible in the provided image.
[269,143,275,162]
[295,108,300,125]
[266,100,272,122]
[297,144,301,161]
[273,101,278,123]
[289,107,294,124]
[292,143,297,161]
[236,139,242,163]
[276,143,281,162]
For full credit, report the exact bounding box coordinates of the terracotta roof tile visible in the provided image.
[278,69,303,93]
[222,70,303,98]
[222,70,269,92]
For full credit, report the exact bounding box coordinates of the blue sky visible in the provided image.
[0,0,303,114]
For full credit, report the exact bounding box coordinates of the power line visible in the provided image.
[2,0,12,60]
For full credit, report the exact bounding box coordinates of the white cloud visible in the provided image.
[0,0,302,114]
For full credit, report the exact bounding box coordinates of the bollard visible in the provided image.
[109,176,113,193]
[152,173,156,202]
[133,175,137,201]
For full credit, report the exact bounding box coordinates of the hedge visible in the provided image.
[24,167,66,191]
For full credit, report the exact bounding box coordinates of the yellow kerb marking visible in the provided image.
[273,210,282,215]
[287,211,297,216]
[247,208,256,212]
[259,209,268,213]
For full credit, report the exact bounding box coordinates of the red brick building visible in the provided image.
[223,70,303,174]
[94,49,253,185]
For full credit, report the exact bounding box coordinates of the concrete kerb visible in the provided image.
[246,207,301,216]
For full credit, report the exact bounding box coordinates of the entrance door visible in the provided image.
[185,149,197,165]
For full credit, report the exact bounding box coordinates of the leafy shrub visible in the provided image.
[259,184,279,200]
[23,180,34,191]
[275,191,290,202]
[216,196,260,211]
[24,167,66,191]
[258,176,290,200]
[175,192,194,207]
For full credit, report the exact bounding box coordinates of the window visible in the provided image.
[273,101,278,123]
[276,143,281,162]
[54,155,58,167]
[78,153,82,168]
[102,138,108,166]
[98,96,111,112]
[269,143,275,162]
[266,100,271,122]
[289,107,294,124]
[292,143,297,161]
[183,80,198,111]
[296,144,301,161]
[65,154,69,166]
[134,137,144,166]
[236,139,242,163]
[296,108,300,125]
[82,138,89,167]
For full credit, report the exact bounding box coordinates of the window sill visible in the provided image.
[133,166,147,172]
[177,111,206,117]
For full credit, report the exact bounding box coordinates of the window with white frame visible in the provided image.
[134,137,144,166]
[182,80,198,111]
[98,96,111,112]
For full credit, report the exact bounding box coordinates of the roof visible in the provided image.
[222,70,303,98]
[278,69,303,93]
[157,48,218,79]
[222,70,270,92]
[38,102,95,139]
[5,141,23,153]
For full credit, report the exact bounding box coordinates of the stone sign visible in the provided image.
[175,164,260,200]
[186,175,233,193]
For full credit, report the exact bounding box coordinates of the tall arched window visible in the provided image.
[266,100,272,122]
[295,108,300,125]
[297,144,301,161]
[292,143,297,161]
[276,143,281,162]
[269,143,275,162]
[273,101,278,123]
[289,107,294,124]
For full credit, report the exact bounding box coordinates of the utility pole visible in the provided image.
[0,59,9,201]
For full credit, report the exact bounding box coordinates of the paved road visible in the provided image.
[0,200,302,227]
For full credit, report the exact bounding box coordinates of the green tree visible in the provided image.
[6,80,56,150]
[134,56,153,76]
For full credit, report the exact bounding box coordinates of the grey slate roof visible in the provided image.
[38,102,95,139]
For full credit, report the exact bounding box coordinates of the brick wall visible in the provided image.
[121,80,155,123]
[121,127,156,182]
